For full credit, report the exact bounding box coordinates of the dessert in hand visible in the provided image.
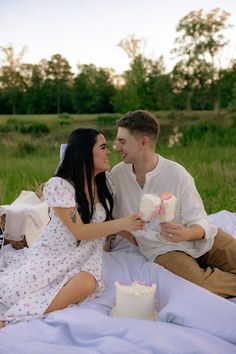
[112,281,157,320]
[160,192,177,222]
[139,194,161,221]
[139,192,177,222]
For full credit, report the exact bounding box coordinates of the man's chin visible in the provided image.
[123,157,131,164]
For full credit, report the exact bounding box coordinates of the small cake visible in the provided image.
[139,192,177,222]
[139,194,161,221]
[112,281,157,320]
[160,192,177,222]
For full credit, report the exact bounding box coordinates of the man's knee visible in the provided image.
[155,251,207,284]
[214,228,236,248]
[155,251,191,270]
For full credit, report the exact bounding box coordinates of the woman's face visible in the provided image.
[93,134,111,175]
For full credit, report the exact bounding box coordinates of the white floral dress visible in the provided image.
[0,177,106,324]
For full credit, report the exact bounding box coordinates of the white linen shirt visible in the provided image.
[111,155,217,261]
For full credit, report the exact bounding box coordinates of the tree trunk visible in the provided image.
[12,104,16,115]
[11,98,16,115]
[214,82,221,119]
[57,83,60,114]
[186,91,192,111]
[214,99,220,118]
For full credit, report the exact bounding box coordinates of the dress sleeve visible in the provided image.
[43,177,76,208]
[105,172,116,197]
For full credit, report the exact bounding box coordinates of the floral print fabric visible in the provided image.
[0,177,106,324]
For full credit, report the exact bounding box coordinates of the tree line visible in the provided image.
[1,7,236,115]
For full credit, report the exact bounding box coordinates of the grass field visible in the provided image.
[0,112,236,215]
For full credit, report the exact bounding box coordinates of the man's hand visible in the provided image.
[160,222,205,243]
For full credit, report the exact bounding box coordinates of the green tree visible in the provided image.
[115,35,173,112]
[43,54,74,113]
[115,35,147,111]
[220,60,236,110]
[118,34,146,61]
[228,83,236,113]
[73,64,115,113]
[17,63,45,113]
[145,57,173,110]
[172,8,232,114]
[0,46,27,114]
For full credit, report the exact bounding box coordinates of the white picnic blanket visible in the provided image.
[0,210,235,353]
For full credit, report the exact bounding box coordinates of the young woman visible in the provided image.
[0,128,143,327]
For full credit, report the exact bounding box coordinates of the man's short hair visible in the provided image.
[117,110,159,143]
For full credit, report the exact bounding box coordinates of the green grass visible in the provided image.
[0,151,59,204]
[0,113,236,215]
[158,144,236,214]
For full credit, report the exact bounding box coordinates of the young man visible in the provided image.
[111,110,236,298]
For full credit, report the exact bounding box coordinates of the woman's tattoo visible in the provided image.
[69,210,77,224]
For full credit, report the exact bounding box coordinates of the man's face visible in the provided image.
[114,127,142,164]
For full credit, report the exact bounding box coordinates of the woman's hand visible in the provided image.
[121,214,145,232]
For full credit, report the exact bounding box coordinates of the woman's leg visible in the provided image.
[45,271,97,314]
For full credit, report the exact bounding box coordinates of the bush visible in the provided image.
[186,114,200,121]
[167,111,185,120]
[229,114,236,127]
[0,119,20,133]
[16,142,38,157]
[96,114,120,124]
[20,122,50,135]
[0,119,50,136]
[180,122,236,146]
[55,119,73,127]
[58,113,72,120]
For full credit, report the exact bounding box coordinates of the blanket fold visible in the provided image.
[0,190,49,246]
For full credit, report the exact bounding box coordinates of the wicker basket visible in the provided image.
[0,214,28,249]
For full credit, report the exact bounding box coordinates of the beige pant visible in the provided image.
[154,228,236,298]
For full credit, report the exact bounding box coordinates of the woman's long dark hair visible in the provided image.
[56,128,113,223]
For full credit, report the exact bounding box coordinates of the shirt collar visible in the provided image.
[126,154,164,179]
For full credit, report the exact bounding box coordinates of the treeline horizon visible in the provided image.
[1,8,236,115]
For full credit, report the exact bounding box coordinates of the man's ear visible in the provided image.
[141,136,149,146]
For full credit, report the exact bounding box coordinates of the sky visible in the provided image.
[1,0,236,75]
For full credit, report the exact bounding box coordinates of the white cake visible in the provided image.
[139,194,161,221]
[112,281,157,320]
[160,192,177,222]
[139,192,177,222]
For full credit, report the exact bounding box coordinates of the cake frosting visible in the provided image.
[139,192,177,222]
[159,192,177,222]
[112,281,157,320]
[139,194,161,221]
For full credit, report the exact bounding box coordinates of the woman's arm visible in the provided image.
[54,207,144,241]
